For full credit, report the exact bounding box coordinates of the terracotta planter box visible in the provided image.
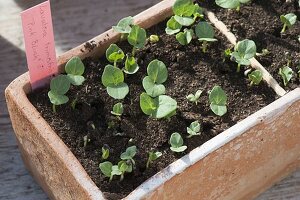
[5,0,300,199]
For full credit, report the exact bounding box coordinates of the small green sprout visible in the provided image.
[176,29,194,45]
[165,16,182,35]
[65,56,86,86]
[231,39,256,72]
[146,151,162,168]
[279,66,294,86]
[83,135,90,148]
[112,16,134,34]
[256,49,270,57]
[101,65,129,99]
[186,89,203,105]
[99,161,115,181]
[124,55,139,74]
[111,102,124,116]
[215,0,251,11]
[223,48,232,62]
[106,44,125,67]
[149,35,160,43]
[48,75,70,113]
[143,59,168,97]
[280,13,297,33]
[195,22,217,53]
[118,160,133,181]
[140,93,177,119]
[120,146,137,165]
[248,70,263,86]
[101,145,110,160]
[209,86,227,116]
[172,0,202,26]
[128,25,147,56]
[169,132,187,153]
[187,121,201,138]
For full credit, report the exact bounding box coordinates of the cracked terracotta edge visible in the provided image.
[125,88,300,200]
[205,10,287,97]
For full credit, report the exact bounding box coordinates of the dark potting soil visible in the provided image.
[29,16,277,199]
[202,0,300,91]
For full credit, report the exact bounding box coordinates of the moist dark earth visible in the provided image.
[202,0,300,91]
[27,1,298,199]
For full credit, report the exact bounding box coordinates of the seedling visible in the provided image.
[256,49,270,57]
[149,35,160,43]
[124,55,139,74]
[223,48,232,61]
[99,161,116,181]
[172,0,202,26]
[186,89,203,105]
[187,121,201,138]
[112,16,134,34]
[101,65,129,99]
[280,13,297,33]
[106,44,125,67]
[140,93,177,119]
[146,151,162,168]
[279,66,293,86]
[117,160,133,181]
[169,132,187,153]
[111,102,124,116]
[165,16,182,35]
[102,145,110,160]
[209,86,228,116]
[215,0,251,11]
[231,39,256,72]
[120,146,137,165]
[48,75,70,113]
[65,56,86,86]
[195,22,217,53]
[127,25,147,56]
[143,59,168,97]
[176,29,194,45]
[83,135,90,148]
[248,70,263,86]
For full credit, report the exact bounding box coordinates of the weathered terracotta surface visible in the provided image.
[5,0,300,199]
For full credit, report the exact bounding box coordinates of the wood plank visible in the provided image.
[0,0,299,199]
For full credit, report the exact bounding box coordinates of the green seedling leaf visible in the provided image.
[120,146,137,165]
[176,29,194,45]
[187,120,201,138]
[67,74,85,86]
[143,76,166,97]
[279,66,293,86]
[48,91,69,105]
[140,93,177,119]
[65,56,85,76]
[112,16,134,34]
[165,16,182,35]
[102,146,110,160]
[50,75,70,95]
[111,103,124,116]
[209,86,228,116]
[101,65,129,99]
[215,0,250,10]
[173,0,195,17]
[147,59,168,84]
[248,70,263,86]
[99,161,113,179]
[195,22,217,42]
[124,55,139,74]
[128,25,147,49]
[186,89,202,105]
[149,35,160,43]
[174,15,195,26]
[146,151,162,168]
[169,132,187,152]
[280,13,297,33]
[231,39,256,72]
[118,161,133,181]
[106,44,125,64]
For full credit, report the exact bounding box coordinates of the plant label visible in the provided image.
[21,1,57,90]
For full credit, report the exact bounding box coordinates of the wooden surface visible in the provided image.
[0,1,299,199]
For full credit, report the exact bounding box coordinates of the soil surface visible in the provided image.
[29,14,277,200]
[202,0,300,91]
